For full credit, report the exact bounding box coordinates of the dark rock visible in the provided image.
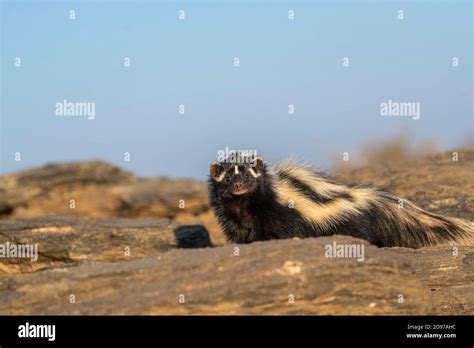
[174,225,213,248]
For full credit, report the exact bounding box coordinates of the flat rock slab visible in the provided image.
[391,246,474,315]
[0,236,433,315]
[0,217,179,277]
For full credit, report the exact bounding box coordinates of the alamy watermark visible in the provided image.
[380,99,420,120]
[0,242,38,262]
[18,322,55,341]
[324,241,365,262]
[216,147,258,166]
[55,99,95,120]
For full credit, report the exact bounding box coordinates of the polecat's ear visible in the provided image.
[210,161,224,181]
[255,156,265,174]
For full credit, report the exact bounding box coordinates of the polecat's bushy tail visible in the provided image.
[271,161,474,248]
[371,191,474,247]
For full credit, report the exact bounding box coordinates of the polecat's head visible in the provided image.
[210,156,265,197]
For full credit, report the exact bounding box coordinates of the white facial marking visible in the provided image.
[234,165,239,175]
[215,172,225,182]
[249,168,261,178]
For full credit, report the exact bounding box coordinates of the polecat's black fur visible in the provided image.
[208,156,474,248]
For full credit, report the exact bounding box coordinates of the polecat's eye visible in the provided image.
[225,176,232,183]
[244,174,250,180]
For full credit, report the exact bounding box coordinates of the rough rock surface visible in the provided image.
[0,217,178,278]
[0,236,435,315]
[393,246,474,315]
[0,161,137,217]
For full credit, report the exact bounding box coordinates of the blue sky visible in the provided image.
[1,0,472,179]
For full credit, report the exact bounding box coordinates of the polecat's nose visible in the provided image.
[234,182,243,190]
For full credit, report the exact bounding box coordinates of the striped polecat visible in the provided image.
[208,156,474,248]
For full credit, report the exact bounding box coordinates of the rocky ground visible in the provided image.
[0,149,473,314]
